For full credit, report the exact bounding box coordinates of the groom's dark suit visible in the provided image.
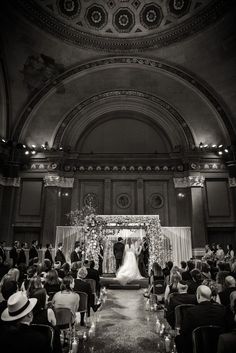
[113,241,125,271]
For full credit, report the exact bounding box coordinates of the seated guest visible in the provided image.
[0,280,17,325]
[74,267,101,326]
[27,276,43,297]
[166,280,197,329]
[44,244,53,265]
[182,260,195,281]
[0,255,9,280]
[202,278,221,303]
[55,243,66,265]
[9,241,19,267]
[70,261,82,279]
[86,260,101,295]
[202,244,214,262]
[201,262,212,280]
[179,261,187,274]
[176,285,227,353]
[164,272,182,303]
[187,269,202,294]
[219,276,236,307]
[0,291,52,353]
[58,262,70,279]
[150,262,164,281]
[44,269,61,299]
[216,244,225,263]
[216,263,231,292]
[225,244,234,264]
[21,266,37,292]
[70,242,82,263]
[217,293,236,353]
[43,259,52,273]
[52,275,80,322]
[30,288,56,326]
[163,261,173,279]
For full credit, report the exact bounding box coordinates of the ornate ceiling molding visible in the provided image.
[53,90,194,149]
[44,175,74,187]
[8,0,231,51]
[12,56,234,143]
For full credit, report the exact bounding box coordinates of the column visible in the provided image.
[0,176,21,244]
[104,179,111,214]
[137,179,144,214]
[173,175,206,257]
[42,176,74,246]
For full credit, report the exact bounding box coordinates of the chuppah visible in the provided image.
[55,206,192,273]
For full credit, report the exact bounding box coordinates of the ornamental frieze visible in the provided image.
[44,175,74,188]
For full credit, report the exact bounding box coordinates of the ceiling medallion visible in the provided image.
[11,0,230,51]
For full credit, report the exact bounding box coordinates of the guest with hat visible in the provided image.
[0,291,52,353]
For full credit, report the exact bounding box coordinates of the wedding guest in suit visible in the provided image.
[182,260,195,281]
[44,243,53,265]
[0,255,8,280]
[217,301,236,353]
[70,241,82,263]
[29,240,38,265]
[55,242,66,265]
[86,260,101,295]
[9,241,19,267]
[30,288,56,326]
[0,291,52,353]
[166,280,197,328]
[0,241,6,263]
[113,237,125,271]
[17,242,27,265]
[176,285,227,353]
[219,276,236,307]
[187,269,203,294]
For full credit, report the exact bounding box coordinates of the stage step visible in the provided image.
[101,277,148,289]
[108,283,141,290]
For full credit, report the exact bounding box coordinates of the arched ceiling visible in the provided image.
[9,0,229,51]
[13,57,231,150]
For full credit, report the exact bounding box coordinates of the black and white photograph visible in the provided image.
[0,1,236,352]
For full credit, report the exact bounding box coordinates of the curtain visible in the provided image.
[55,226,84,263]
[162,227,192,267]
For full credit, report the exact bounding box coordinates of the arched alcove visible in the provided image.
[77,113,172,154]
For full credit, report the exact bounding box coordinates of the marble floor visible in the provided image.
[75,289,171,353]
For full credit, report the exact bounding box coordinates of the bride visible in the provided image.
[116,238,143,285]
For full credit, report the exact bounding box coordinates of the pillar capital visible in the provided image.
[229,177,236,188]
[173,176,205,188]
[0,176,21,187]
[44,175,74,188]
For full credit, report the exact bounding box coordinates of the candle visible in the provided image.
[71,338,78,353]
[164,336,171,352]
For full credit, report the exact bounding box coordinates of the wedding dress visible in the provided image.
[116,243,143,285]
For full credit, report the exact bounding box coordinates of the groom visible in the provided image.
[113,237,125,271]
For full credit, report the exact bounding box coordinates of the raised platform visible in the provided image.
[100,275,149,289]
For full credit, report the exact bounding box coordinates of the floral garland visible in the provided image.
[67,211,172,269]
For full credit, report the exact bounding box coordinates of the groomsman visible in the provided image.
[44,243,53,264]
[113,237,125,271]
[55,242,66,265]
[29,240,38,265]
[70,241,82,263]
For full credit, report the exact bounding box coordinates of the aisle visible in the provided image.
[78,289,164,353]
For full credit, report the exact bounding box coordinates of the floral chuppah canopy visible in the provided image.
[67,206,172,269]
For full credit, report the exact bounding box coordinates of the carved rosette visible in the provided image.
[173,176,205,188]
[229,177,236,188]
[0,176,21,187]
[44,175,74,188]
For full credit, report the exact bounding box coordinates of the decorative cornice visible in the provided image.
[173,176,205,188]
[9,0,231,52]
[0,176,21,187]
[44,175,74,188]
[229,177,236,188]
